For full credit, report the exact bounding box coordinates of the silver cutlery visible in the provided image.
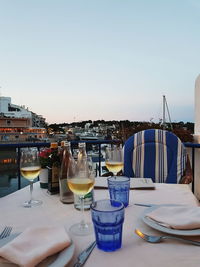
[134,203,153,207]
[0,226,12,239]
[134,203,184,207]
[74,241,96,267]
[135,229,200,246]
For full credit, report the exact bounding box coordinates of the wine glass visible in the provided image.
[20,147,42,208]
[67,156,95,236]
[105,145,124,177]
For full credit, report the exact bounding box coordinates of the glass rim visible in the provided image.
[107,176,130,183]
[20,147,38,151]
[91,199,124,212]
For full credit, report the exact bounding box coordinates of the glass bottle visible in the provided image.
[59,141,74,204]
[74,142,94,210]
[39,147,51,189]
[58,141,65,163]
[47,142,60,194]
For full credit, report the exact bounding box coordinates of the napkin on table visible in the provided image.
[0,226,71,267]
[146,206,200,230]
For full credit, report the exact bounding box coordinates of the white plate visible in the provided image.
[0,233,75,267]
[142,206,200,236]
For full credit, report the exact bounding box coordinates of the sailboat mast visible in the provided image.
[165,99,173,130]
[162,94,173,130]
[163,95,166,129]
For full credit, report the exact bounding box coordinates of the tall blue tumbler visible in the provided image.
[107,176,130,207]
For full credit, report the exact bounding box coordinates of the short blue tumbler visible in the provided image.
[91,199,125,252]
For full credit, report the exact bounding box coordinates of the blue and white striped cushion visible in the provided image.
[123,129,186,183]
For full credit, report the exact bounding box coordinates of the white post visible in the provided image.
[194,74,200,199]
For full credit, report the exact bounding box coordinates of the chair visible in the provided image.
[123,129,192,184]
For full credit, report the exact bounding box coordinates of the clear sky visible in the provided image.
[0,0,199,124]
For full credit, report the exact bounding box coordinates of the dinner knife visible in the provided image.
[74,241,96,267]
[134,203,154,207]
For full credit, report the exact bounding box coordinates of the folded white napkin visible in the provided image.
[146,206,200,230]
[0,226,71,267]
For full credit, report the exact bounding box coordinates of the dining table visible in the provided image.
[0,179,200,267]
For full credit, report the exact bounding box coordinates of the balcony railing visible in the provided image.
[0,141,199,195]
[0,140,120,193]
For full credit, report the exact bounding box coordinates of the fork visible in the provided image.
[0,226,12,239]
[135,229,200,246]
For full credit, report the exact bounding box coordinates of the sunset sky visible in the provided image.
[0,0,200,124]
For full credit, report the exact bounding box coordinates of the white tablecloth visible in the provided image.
[0,182,199,267]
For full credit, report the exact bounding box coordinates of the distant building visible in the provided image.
[0,97,31,119]
[0,97,46,127]
[0,96,47,142]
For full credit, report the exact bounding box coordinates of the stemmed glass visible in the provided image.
[20,147,42,208]
[67,156,95,236]
[105,145,124,177]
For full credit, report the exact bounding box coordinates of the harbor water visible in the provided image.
[0,148,106,198]
[0,149,30,197]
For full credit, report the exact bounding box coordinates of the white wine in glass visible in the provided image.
[20,147,42,208]
[67,157,95,236]
[68,178,94,196]
[20,166,41,180]
[105,145,124,176]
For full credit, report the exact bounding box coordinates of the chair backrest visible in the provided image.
[123,129,187,183]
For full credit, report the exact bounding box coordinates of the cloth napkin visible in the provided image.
[146,206,200,230]
[0,226,71,267]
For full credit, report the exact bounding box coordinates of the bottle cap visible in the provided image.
[60,141,65,147]
[63,141,70,147]
[50,142,58,149]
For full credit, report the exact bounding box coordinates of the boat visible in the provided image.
[77,132,105,141]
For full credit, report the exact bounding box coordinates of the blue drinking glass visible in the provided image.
[107,176,130,207]
[91,199,125,252]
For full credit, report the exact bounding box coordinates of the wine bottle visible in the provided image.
[59,141,74,204]
[47,142,60,194]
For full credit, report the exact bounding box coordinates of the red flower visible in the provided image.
[39,148,51,159]
[39,148,52,168]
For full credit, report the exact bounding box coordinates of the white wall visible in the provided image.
[194,74,200,199]
[0,97,11,113]
[0,96,31,118]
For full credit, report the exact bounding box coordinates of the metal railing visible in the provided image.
[0,140,120,191]
[0,141,199,193]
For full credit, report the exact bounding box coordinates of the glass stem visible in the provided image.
[29,181,33,203]
[80,196,86,229]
